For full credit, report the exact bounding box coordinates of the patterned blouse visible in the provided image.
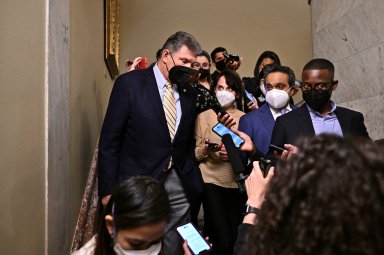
[191,81,219,114]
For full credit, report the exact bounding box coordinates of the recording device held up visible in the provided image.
[205,140,219,149]
[222,51,240,62]
[221,134,248,192]
[221,132,278,191]
[258,158,274,178]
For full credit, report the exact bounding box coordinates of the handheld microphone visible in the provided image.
[222,134,248,192]
[210,103,228,117]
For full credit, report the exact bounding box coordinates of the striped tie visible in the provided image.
[163,82,176,170]
[163,82,176,141]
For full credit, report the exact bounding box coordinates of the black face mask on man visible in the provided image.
[215,59,227,71]
[167,51,199,87]
[169,66,199,86]
[302,89,332,111]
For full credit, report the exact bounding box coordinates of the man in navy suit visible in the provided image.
[271,58,369,148]
[238,65,298,157]
[98,31,203,254]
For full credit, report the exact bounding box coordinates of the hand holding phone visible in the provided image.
[176,222,211,255]
[269,144,285,155]
[244,89,256,104]
[138,56,148,69]
[212,123,245,148]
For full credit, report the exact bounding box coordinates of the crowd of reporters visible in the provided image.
[73,31,383,255]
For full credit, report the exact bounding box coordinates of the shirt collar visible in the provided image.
[153,64,168,90]
[307,100,337,117]
[269,104,292,114]
[269,104,293,120]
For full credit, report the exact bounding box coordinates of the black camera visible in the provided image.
[258,157,276,178]
[222,51,240,62]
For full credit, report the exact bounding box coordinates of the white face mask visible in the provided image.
[265,89,290,109]
[114,241,162,255]
[216,90,236,107]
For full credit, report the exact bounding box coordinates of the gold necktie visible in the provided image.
[163,82,176,141]
[163,82,176,170]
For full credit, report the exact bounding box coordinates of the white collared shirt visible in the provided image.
[153,64,182,132]
[269,104,293,120]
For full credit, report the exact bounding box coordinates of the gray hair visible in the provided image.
[161,31,202,55]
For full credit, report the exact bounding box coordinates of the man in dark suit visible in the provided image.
[271,58,369,148]
[98,31,203,254]
[239,65,298,156]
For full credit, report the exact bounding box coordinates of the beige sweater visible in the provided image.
[195,108,245,189]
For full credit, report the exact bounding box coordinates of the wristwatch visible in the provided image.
[244,204,260,215]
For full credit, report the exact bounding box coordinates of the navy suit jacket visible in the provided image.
[98,68,203,204]
[238,103,275,155]
[271,103,370,148]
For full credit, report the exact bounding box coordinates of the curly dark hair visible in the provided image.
[249,135,384,255]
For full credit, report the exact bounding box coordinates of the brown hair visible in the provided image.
[249,135,384,255]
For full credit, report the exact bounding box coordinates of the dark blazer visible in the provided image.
[271,103,370,148]
[239,103,298,156]
[239,103,275,155]
[98,68,203,204]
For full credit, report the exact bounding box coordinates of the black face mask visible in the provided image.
[169,65,199,86]
[167,51,199,87]
[199,68,210,80]
[302,89,332,111]
[215,59,227,71]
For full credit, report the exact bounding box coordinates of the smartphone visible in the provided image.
[244,89,256,104]
[205,141,219,149]
[176,222,211,255]
[211,103,228,117]
[138,56,148,69]
[269,144,285,155]
[212,123,245,148]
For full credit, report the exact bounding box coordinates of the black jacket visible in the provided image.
[271,103,370,148]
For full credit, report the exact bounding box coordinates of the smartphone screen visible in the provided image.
[212,123,245,148]
[244,89,256,104]
[176,223,211,255]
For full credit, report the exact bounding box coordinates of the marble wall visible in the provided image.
[47,0,70,253]
[311,0,384,140]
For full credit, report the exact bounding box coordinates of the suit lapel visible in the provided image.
[173,86,193,141]
[144,69,169,137]
[296,104,316,135]
[334,108,349,136]
[259,104,275,136]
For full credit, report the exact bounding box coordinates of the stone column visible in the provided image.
[310,0,384,140]
[47,0,70,253]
